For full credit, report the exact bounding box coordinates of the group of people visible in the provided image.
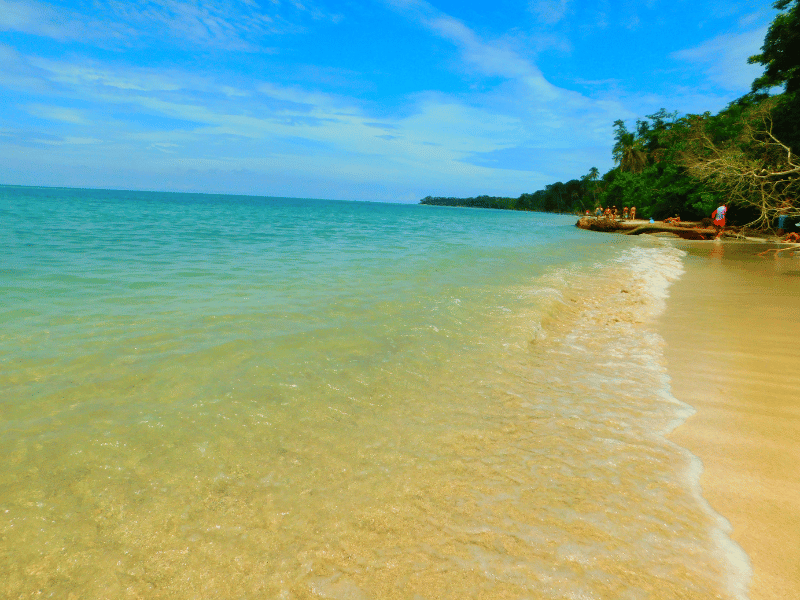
[584,199,800,243]
[592,205,636,220]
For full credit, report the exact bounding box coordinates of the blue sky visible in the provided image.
[0,0,777,202]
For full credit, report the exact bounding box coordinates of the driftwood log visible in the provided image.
[575,217,718,240]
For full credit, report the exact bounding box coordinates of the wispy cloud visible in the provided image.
[671,27,767,92]
[386,0,561,101]
[2,1,628,198]
[25,104,87,124]
[528,0,571,25]
[31,135,103,146]
[0,0,134,43]
[29,58,185,92]
[0,0,340,50]
[0,0,770,201]
[148,142,180,153]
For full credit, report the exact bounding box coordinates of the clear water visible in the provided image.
[0,186,749,599]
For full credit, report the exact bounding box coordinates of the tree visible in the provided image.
[679,99,800,228]
[544,182,566,212]
[747,0,800,154]
[749,0,800,94]
[580,167,600,206]
[612,120,648,173]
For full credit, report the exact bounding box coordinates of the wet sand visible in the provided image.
[661,241,800,600]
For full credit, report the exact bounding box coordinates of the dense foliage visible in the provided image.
[420,177,597,213]
[421,0,800,228]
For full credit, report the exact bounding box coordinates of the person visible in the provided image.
[665,214,681,224]
[612,206,619,219]
[630,206,636,220]
[595,206,603,218]
[712,203,727,239]
[777,198,793,234]
[622,206,629,220]
[604,207,612,219]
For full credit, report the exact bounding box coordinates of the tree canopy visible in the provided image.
[749,0,800,94]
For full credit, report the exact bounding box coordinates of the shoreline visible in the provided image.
[659,241,800,600]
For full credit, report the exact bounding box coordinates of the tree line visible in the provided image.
[421,0,800,228]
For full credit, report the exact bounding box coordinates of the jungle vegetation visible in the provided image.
[421,0,800,228]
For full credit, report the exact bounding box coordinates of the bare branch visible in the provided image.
[679,99,800,228]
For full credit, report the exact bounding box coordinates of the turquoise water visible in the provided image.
[0,186,748,599]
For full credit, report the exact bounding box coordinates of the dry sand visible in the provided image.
[660,241,800,600]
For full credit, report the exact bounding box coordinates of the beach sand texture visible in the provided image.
[662,242,800,600]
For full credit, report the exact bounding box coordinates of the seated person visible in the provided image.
[665,214,681,224]
[783,232,800,243]
[622,207,629,219]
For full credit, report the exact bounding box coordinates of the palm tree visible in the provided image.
[612,120,648,173]
[581,167,601,206]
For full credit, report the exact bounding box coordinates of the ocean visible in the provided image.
[0,186,749,599]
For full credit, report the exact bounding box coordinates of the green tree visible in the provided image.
[544,182,566,212]
[748,0,800,153]
[580,167,600,206]
[612,120,648,173]
[679,99,800,227]
[749,0,800,94]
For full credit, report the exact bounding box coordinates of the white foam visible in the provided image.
[525,242,753,599]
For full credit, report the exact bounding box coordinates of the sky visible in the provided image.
[0,0,779,202]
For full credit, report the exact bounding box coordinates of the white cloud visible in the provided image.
[671,27,767,92]
[0,0,132,42]
[1,1,626,198]
[738,10,763,28]
[386,1,562,101]
[29,59,185,92]
[25,104,87,124]
[529,0,571,25]
[32,136,102,145]
[0,0,340,50]
[103,0,286,50]
[11,1,725,200]
[148,142,180,153]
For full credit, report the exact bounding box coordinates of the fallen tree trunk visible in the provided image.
[575,217,717,239]
[623,224,717,239]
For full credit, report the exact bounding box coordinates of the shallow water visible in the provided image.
[0,186,749,598]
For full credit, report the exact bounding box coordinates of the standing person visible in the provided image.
[595,206,603,217]
[630,206,637,220]
[622,206,629,220]
[712,203,727,239]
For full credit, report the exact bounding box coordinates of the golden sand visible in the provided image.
[661,241,800,600]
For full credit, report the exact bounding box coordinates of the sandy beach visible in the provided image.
[661,241,800,600]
